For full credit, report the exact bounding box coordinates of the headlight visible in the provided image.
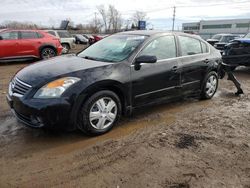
[34,77,80,98]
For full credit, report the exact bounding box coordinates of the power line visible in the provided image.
[120,1,250,15]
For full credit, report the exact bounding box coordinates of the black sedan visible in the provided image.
[7,31,221,135]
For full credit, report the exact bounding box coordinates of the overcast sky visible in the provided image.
[1,0,250,30]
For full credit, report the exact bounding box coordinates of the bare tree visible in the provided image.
[108,5,122,32]
[1,21,39,29]
[97,5,108,32]
[97,4,123,33]
[131,11,148,27]
[89,17,102,33]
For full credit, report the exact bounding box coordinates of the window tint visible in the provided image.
[179,36,202,56]
[58,31,71,38]
[21,31,38,39]
[140,35,176,60]
[201,41,208,53]
[47,31,56,36]
[0,31,18,40]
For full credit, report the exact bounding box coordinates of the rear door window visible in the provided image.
[20,31,39,39]
[178,36,202,56]
[57,31,71,38]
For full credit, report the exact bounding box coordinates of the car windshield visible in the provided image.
[78,34,147,62]
[244,33,250,38]
[220,36,235,43]
[212,34,223,40]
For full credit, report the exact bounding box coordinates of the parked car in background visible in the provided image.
[213,34,240,51]
[0,29,63,61]
[89,35,104,45]
[207,34,240,49]
[46,30,75,53]
[222,37,250,70]
[7,31,221,135]
[82,34,94,41]
[72,34,88,45]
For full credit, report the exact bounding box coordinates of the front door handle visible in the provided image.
[171,66,178,72]
[204,59,210,64]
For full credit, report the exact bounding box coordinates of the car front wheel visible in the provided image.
[77,90,121,135]
[201,71,218,99]
[62,43,70,54]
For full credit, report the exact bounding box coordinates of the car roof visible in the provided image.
[46,30,68,32]
[116,30,202,39]
[214,33,238,36]
[1,29,43,32]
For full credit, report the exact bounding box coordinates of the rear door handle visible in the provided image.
[204,59,210,64]
[171,66,178,72]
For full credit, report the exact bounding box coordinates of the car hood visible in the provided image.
[207,39,219,42]
[16,55,112,86]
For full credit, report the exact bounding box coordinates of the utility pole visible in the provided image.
[172,6,176,31]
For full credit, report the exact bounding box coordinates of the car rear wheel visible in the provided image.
[77,90,121,135]
[62,43,70,54]
[40,47,56,59]
[200,71,218,99]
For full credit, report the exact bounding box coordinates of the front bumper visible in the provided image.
[6,94,75,130]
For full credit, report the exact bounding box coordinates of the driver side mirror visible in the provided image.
[0,36,3,40]
[134,55,157,71]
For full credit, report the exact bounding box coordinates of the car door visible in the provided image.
[0,31,19,58]
[177,35,210,94]
[18,31,41,57]
[131,35,181,107]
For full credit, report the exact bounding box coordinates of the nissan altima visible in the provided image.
[6,31,221,135]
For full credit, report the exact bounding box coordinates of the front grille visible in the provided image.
[11,77,32,97]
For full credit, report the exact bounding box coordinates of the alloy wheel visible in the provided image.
[41,48,56,59]
[205,75,217,97]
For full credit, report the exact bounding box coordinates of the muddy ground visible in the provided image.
[0,49,250,187]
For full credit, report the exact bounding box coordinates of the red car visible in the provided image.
[89,35,104,45]
[0,29,63,62]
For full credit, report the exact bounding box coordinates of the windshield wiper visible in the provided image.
[82,56,116,63]
[82,56,98,61]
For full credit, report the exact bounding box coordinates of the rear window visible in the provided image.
[57,31,71,38]
[47,31,56,36]
[201,41,208,53]
[179,36,202,56]
[21,31,39,39]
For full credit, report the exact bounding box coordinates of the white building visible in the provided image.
[182,19,250,39]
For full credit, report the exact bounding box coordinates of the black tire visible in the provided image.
[200,71,218,99]
[40,47,56,59]
[77,90,122,135]
[62,43,70,54]
[230,66,237,71]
